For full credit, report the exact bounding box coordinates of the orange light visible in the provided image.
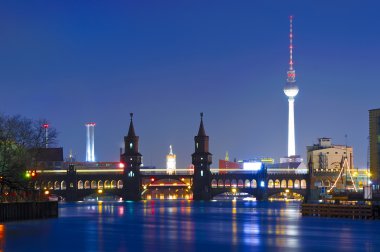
[181,178,185,181]
[44,190,49,195]
[31,171,36,177]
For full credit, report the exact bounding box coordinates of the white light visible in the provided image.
[287,98,296,157]
[243,162,262,171]
[85,123,95,162]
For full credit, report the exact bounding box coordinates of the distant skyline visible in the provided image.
[1,1,379,168]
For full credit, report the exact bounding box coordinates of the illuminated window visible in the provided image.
[130,143,133,149]
[196,142,199,149]
[201,170,203,176]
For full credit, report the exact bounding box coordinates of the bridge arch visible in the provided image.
[268,179,274,188]
[54,181,60,190]
[288,180,293,188]
[34,181,40,190]
[251,179,257,188]
[111,180,116,189]
[78,180,83,189]
[98,180,103,189]
[84,180,90,189]
[301,179,307,189]
[237,179,244,188]
[47,181,53,190]
[281,179,287,188]
[117,180,123,189]
[244,179,250,188]
[231,179,237,188]
[274,179,280,188]
[104,180,110,189]
[61,181,66,190]
[91,180,97,189]
[211,179,217,188]
[294,179,300,189]
[218,179,224,188]
[225,179,230,187]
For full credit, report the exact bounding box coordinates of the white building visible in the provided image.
[166,145,176,175]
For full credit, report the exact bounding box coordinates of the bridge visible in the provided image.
[29,113,310,201]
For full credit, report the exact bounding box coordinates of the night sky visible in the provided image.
[1,1,379,168]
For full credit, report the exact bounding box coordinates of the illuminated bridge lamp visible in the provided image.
[119,163,125,169]
[150,178,155,182]
[98,189,103,194]
[44,190,49,195]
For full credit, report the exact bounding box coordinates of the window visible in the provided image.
[200,170,203,176]
[130,143,133,149]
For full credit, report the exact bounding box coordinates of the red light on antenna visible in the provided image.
[42,124,49,129]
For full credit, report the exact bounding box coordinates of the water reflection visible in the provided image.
[2,201,380,251]
[0,225,5,252]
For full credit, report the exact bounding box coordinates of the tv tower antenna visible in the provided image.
[287,15,295,81]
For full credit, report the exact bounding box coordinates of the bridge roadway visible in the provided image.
[30,166,309,201]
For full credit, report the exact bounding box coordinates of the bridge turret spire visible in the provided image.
[127,113,136,137]
[197,112,206,136]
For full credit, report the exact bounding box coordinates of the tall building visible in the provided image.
[85,123,96,162]
[283,16,299,158]
[369,109,380,184]
[166,145,176,174]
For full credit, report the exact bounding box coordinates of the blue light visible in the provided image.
[260,181,265,187]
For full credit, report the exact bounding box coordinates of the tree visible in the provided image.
[0,114,58,201]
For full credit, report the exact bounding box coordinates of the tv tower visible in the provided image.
[85,122,96,162]
[283,16,299,157]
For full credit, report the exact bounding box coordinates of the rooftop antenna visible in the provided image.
[42,123,49,148]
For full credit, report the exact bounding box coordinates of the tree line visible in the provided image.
[0,114,58,202]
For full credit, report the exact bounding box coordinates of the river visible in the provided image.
[1,200,380,251]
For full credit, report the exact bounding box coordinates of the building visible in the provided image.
[166,145,176,174]
[307,138,354,190]
[32,147,64,169]
[369,109,380,185]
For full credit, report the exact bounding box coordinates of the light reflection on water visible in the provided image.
[2,201,380,251]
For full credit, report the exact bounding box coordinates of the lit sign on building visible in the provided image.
[243,162,262,171]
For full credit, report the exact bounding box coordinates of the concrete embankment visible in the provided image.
[0,201,58,222]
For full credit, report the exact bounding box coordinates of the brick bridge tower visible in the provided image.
[122,113,142,201]
[192,113,212,200]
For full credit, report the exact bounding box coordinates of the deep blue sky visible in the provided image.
[1,1,379,168]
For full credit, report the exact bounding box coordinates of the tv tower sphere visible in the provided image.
[284,82,299,98]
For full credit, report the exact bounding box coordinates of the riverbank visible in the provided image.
[302,203,380,219]
[0,201,58,222]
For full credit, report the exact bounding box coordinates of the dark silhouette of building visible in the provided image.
[369,109,380,185]
[121,113,142,201]
[192,113,212,200]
